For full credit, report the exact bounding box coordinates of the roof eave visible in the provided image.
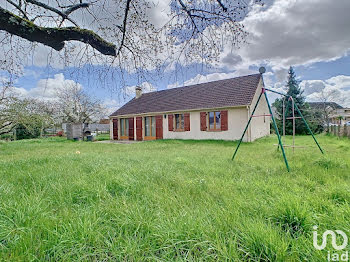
[109,104,250,118]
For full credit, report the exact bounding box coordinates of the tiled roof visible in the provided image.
[110,74,262,116]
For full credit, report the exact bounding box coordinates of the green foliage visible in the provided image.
[0,133,13,140]
[273,67,321,134]
[15,123,41,140]
[0,135,349,260]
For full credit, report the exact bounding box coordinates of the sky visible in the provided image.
[2,0,350,114]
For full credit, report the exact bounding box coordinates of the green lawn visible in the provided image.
[0,135,349,261]
[94,133,111,141]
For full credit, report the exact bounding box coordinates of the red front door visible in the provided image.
[156,115,163,139]
[112,119,118,140]
[136,117,142,141]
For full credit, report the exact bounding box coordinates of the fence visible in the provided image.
[329,125,350,138]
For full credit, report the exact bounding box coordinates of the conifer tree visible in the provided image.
[273,67,312,135]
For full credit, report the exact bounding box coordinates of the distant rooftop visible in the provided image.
[308,102,343,109]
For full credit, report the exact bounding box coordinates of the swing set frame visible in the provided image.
[231,85,324,172]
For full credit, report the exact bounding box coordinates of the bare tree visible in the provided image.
[56,83,106,123]
[0,81,17,135]
[0,0,262,89]
[310,89,345,132]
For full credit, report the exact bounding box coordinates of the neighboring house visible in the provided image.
[99,119,110,124]
[308,102,349,125]
[109,74,270,142]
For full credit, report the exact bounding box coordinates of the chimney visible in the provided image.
[135,86,142,99]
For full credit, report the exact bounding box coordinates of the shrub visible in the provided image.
[15,124,41,140]
[0,133,13,140]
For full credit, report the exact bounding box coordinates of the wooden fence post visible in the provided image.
[343,124,347,138]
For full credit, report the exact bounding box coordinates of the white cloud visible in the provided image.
[301,75,350,107]
[103,98,120,115]
[147,0,171,28]
[167,69,256,89]
[13,73,82,101]
[325,75,350,90]
[124,81,157,96]
[221,0,350,71]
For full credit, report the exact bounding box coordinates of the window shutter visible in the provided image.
[221,110,228,131]
[112,118,118,140]
[156,115,163,139]
[136,117,142,141]
[184,113,190,131]
[200,112,207,131]
[168,114,174,131]
[128,118,134,140]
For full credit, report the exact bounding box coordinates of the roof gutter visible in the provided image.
[109,104,250,118]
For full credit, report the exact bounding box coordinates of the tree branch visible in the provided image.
[0,7,117,56]
[6,0,29,19]
[216,0,228,12]
[0,121,14,136]
[177,0,200,32]
[26,0,79,26]
[117,0,131,55]
[26,0,67,18]
[65,3,90,16]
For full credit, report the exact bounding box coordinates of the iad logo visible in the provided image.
[313,226,349,261]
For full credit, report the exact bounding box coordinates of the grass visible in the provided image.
[0,135,349,261]
[94,133,111,141]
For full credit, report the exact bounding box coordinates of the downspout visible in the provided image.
[134,117,136,141]
[247,105,252,142]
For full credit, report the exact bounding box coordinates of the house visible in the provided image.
[109,74,270,142]
[308,102,349,125]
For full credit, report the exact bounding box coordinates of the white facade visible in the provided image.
[163,108,250,141]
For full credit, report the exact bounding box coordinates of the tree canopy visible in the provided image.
[273,66,318,135]
[0,0,262,84]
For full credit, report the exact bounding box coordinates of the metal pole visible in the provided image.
[278,97,290,151]
[264,92,290,172]
[264,88,288,97]
[294,102,324,154]
[282,97,285,137]
[284,97,290,132]
[232,91,263,160]
[292,97,295,153]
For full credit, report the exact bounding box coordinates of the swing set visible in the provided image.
[231,71,324,172]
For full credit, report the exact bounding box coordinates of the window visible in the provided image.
[144,116,156,138]
[208,111,221,131]
[175,114,184,131]
[120,118,129,138]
